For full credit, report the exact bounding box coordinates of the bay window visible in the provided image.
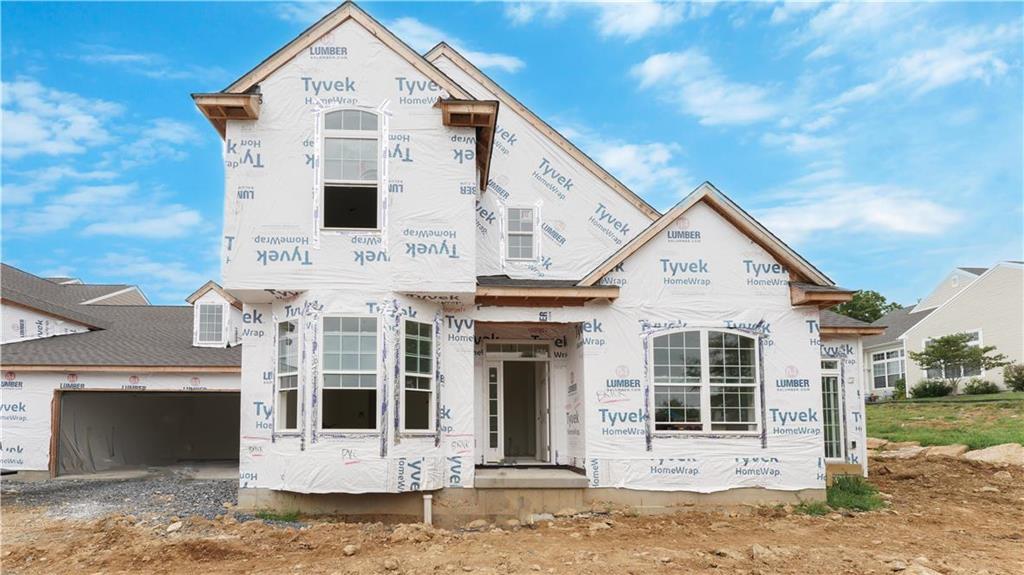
[403,320,434,431]
[653,329,759,433]
[321,317,377,430]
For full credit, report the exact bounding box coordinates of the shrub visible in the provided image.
[894,377,907,400]
[794,501,830,516]
[1004,363,1024,392]
[962,378,1000,395]
[910,379,954,398]
[826,476,884,512]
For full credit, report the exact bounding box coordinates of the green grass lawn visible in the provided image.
[866,392,1024,449]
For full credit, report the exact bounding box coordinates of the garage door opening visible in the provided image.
[56,391,239,476]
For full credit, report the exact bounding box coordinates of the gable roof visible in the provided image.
[221,1,471,98]
[186,280,242,310]
[1,306,240,370]
[1,264,123,329]
[578,182,834,287]
[862,306,933,349]
[426,42,661,222]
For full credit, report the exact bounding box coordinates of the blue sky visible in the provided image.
[2,1,1022,305]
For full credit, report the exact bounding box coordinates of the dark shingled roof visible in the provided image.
[477,275,581,288]
[863,306,933,349]
[958,267,988,276]
[819,309,876,329]
[1,263,240,368]
[1,305,241,368]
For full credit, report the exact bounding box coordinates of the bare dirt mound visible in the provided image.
[3,457,1022,575]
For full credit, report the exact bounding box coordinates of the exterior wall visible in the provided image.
[912,269,979,313]
[192,290,243,347]
[236,201,855,495]
[903,264,1024,388]
[220,19,477,295]
[431,54,654,281]
[1,302,89,344]
[0,370,239,471]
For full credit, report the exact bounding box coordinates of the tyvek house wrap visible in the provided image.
[229,18,860,494]
[221,20,478,297]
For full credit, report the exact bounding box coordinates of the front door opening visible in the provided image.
[484,341,551,464]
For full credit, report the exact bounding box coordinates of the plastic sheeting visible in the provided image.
[0,372,239,471]
[223,17,865,494]
[1,303,89,344]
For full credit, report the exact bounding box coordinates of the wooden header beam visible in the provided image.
[475,285,618,307]
[820,326,886,336]
[790,284,855,308]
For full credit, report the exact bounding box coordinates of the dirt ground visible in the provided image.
[2,457,1022,575]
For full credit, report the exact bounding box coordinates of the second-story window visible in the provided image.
[506,207,536,261]
[323,109,379,230]
[197,303,224,344]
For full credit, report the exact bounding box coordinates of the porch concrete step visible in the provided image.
[474,467,588,489]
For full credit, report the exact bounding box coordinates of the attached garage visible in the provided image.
[56,390,240,475]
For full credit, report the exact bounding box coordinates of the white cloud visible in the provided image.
[595,2,689,41]
[892,25,1016,95]
[77,45,227,83]
[115,118,200,169]
[83,206,203,239]
[632,49,778,125]
[1,78,121,159]
[8,184,136,234]
[504,1,568,26]
[761,131,839,154]
[387,17,524,73]
[797,3,922,61]
[95,253,208,293]
[769,2,821,25]
[271,2,335,25]
[559,123,693,209]
[2,165,118,205]
[756,184,962,243]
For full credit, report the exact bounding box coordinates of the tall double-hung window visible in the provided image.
[321,317,378,430]
[322,109,379,229]
[276,320,299,432]
[403,320,434,431]
[653,330,759,433]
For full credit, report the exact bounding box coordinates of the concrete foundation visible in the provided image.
[237,469,825,526]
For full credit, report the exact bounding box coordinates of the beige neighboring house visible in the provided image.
[863,262,1024,397]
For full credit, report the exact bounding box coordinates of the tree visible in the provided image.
[908,333,1009,391]
[832,290,901,323]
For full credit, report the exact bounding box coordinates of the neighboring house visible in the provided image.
[189,2,881,521]
[0,264,241,475]
[864,262,1024,397]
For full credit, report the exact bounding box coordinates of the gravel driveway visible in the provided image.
[1,465,237,521]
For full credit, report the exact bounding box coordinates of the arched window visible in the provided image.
[322,109,379,229]
[652,329,759,433]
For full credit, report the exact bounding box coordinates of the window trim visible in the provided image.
[319,314,380,433]
[196,302,225,346]
[321,107,382,232]
[401,318,435,433]
[504,205,539,262]
[870,348,904,390]
[648,328,761,436]
[921,329,983,380]
[275,319,300,434]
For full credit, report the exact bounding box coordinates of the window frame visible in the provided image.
[649,328,761,436]
[401,319,435,433]
[505,205,538,262]
[319,314,380,433]
[275,319,300,434]
[922,329,983,380]
[321,108,382,232]
[196,302,225,346]
[870,348,905,390]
